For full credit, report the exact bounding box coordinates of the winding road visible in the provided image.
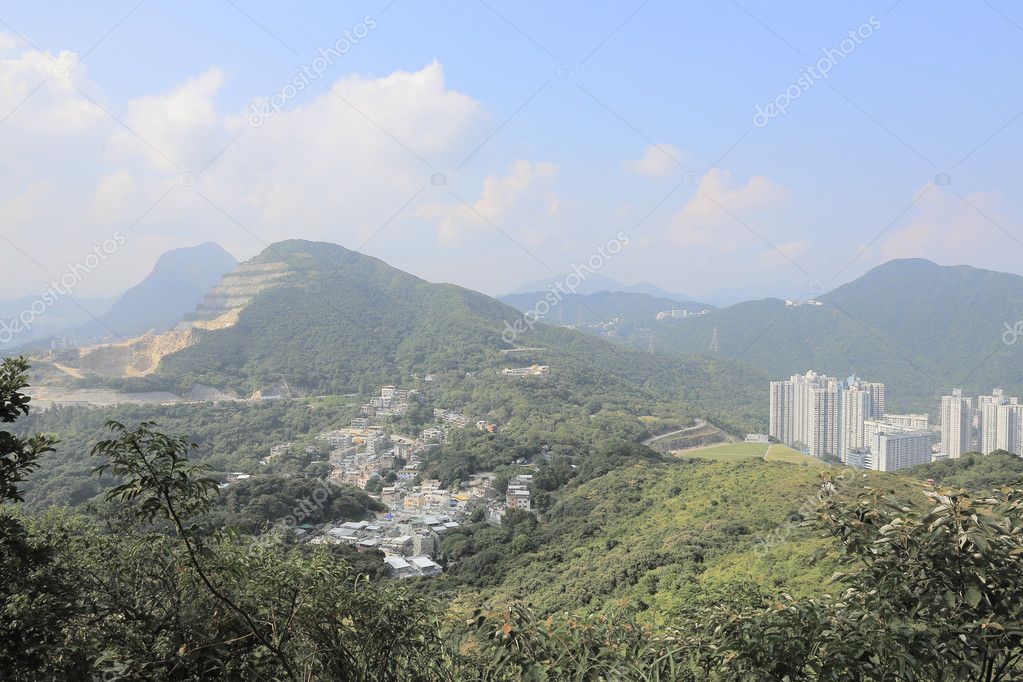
[640,418,708,447]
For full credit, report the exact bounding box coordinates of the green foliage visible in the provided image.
[453,605,704,681]
[27,418,449,680]
[208,475,384,532]
[419,429,534,486]
[16,243,773,510]
[96,241,764,428]
[0,357,57,503]
[428,457,877,616]
[92,420,219,522]
[699,481,1023,681]
[10,360,1023,678]
[14,396,357,509]
[0,510,88,680]
[903,452,1023,491]
[0,360,79,679]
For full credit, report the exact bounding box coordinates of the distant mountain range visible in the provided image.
[502,259,1023,412]
[509,274,697,303]
[85,242,237,339]
[28,244,1023,420]
[3,242,236,350]
[0,296,116,350]
[614,259,1023,412]
[499,290,713,332]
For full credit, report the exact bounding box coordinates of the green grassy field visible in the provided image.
[677,442,825,466]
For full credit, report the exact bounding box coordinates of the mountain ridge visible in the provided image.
[509,273,696,303]
[615,258,1023,411]
[83,241,237,339]
[35,239,765,429]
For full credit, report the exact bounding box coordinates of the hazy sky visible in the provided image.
[1,1,1022,303]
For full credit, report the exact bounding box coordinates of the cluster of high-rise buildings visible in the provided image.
[940,388,1023,458]
[769,371,933,472]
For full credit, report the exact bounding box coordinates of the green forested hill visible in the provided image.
[901,452,1023,490]
[16,398,361,509]
[431,456,926,618]
[5,354,1021,680]
[125,240,767,427]
[616,259,1023,412]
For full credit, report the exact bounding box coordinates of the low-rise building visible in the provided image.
[408,555,442,577]
[506,474,533,511]
[384,556,415,579]
[501,365,549,377]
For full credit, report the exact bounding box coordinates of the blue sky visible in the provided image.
[1,0,1022,303]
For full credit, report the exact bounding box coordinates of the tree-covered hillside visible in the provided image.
[16,241,770,511]
[15,398,360,509]
[102,240,767,427]
[429,456,925,617]
[901,452,1023,490]
[613,259,1023,412]
[6,355,1023,679]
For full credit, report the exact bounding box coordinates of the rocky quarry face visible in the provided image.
[40,258,307,380]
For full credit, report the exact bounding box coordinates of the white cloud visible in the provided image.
[759,240,810,266]
[0,32,20,53]
[0,47,105,134]
[196,61,486,247]
[421,160,560,243]
[667,168,787,250]
[624,143,683,178]
[879,184,1020,269]
[113,68,227,170]
[0,48,490,296]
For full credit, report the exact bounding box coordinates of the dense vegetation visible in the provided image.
[430,457,918,616]
[599,259,1023,412]
[6,354,1023,679]
[902,451,1023,490]
[7,243,1023,679]
[208,476,384,532]
[14,397,360,510]
[14,241,769,510]
[14,361,748,512]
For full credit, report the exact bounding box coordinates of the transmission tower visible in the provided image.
[709,326,720,353]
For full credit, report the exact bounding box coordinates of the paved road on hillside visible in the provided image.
[640,418,708,447]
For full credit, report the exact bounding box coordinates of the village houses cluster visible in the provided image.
[256,384,536,579]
